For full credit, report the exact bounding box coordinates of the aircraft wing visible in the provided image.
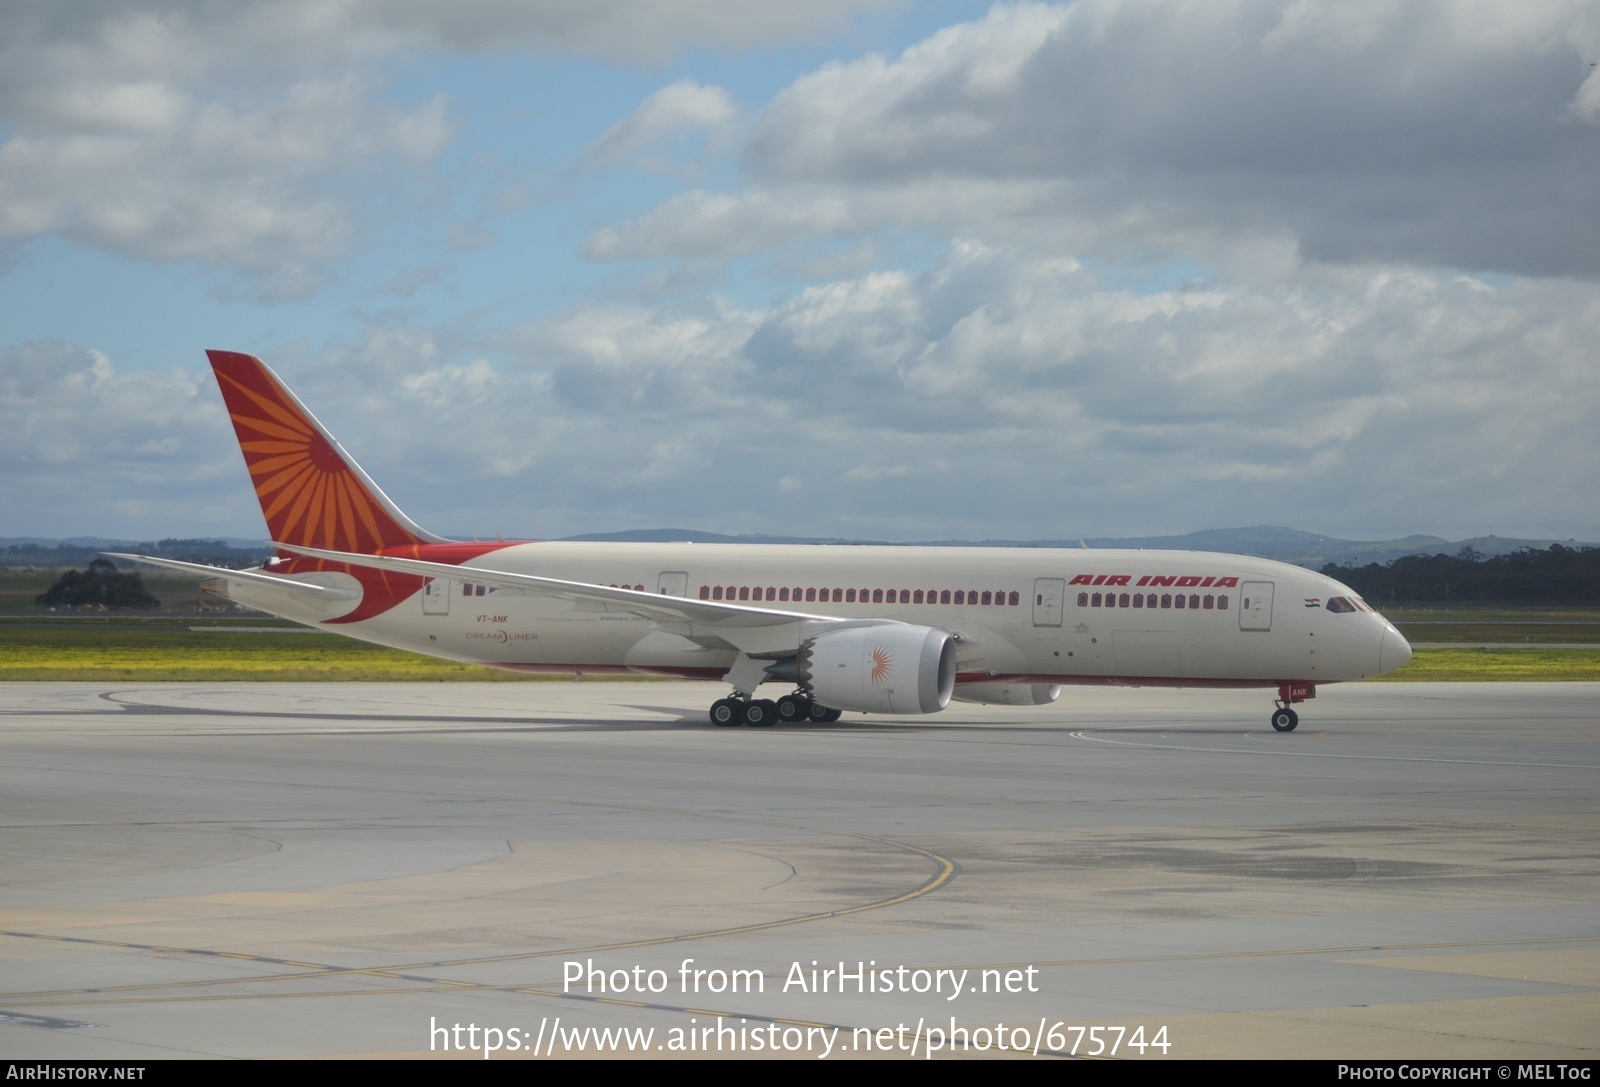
[103,553,359,601]
[271,542,884,657]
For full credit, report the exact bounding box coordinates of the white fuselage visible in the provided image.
[220,541,1409,689]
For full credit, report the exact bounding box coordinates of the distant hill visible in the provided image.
[4,527,1590,570]
[553,526,1591,567]
[0,537,273,568]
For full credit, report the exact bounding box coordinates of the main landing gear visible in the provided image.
[709,691,841,727]
[1270,681,1315,732]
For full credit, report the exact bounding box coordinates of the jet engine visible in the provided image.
[791,625,957,714]
[950,682,1061,706]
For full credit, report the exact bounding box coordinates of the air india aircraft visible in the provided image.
[115,351,1413,731]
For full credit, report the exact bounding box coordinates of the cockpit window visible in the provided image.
[1326,597,1357,613]
[1353,597,1374,612]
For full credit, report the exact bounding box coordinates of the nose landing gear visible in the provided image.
[1270,681,1314,732]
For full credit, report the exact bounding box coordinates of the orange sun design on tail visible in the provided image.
[209,351,425,554]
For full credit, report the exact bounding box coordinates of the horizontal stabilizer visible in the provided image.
[103,553,359,601]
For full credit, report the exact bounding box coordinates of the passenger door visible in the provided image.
[1239,581,1274,631]
[1032,578,1065,627]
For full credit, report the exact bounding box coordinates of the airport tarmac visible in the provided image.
[0,680,1595,1060]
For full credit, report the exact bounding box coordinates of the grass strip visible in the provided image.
[1369,648,1600,682]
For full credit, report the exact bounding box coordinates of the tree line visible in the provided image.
[1320,544,1600,606]
[36,559,160,609]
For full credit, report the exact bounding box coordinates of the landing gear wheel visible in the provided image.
[744,699,778,727]
[775,693,809,722]
[710,697,744,727]
[1271,707,1299,732]
[808,703,843,723]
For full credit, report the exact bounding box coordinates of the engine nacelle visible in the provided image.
[950,682,1061,707]
[797,625,957,715]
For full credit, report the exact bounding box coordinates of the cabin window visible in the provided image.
[1078,592,1088,607]
[805,588,816,602]
[1203,594,1214,609]
[738,587,749,600]
[846,588,856,602]
[712,586,723,600]
[1217,594,1229,609]
[981,591,992,605]
[942,590,952,604]
[1189,594,1200,608]
[913,590,923,603]
[833,588,843,602]
[1091,592,1102,607]
[699,585,710,599]
[1175,594,1186,609]
[868,589,880,603]
[1161,593,1172,608]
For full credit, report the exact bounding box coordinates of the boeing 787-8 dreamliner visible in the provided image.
[115,351,1412,730]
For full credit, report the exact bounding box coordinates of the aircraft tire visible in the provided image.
[776,693,809,722]
[1271,707,1299,732]
[710,698,744,727]
[745,699,778,727]
[806,702,835,723]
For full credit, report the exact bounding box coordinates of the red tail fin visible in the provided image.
[208,350,443,554]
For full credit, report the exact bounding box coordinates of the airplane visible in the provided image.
[113,350,1413,732]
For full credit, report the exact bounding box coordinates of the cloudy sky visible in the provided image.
[3,0,1598,545]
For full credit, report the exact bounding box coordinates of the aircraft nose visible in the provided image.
[1380,626,1412,675]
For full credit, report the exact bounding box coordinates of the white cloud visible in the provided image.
[337,0,900,64]
[0,340,253,536]
[6,4,1597,545]
[595,0,1600,279]
[0,76,449,290]
[188,244,1595,541]
[9,240,1597,541]
[0,1,890,292]
[586,80,738,170]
